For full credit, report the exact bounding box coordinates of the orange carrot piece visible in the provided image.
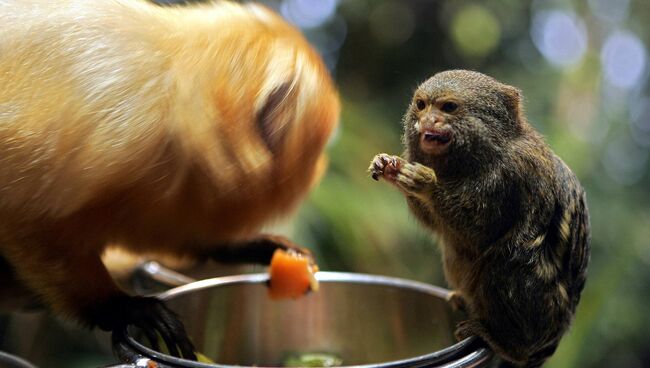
[268,248,319,299]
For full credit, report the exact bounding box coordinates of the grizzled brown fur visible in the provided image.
[370,70,590,367]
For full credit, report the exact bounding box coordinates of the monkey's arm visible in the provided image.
[204,234,314,266]
[1,235,195,359]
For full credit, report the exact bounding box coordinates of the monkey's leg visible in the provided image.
[2,239,196,359]
[207,234,313,266]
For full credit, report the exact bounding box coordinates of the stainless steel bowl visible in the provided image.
[113,272,492,367]
[0,351,37,368]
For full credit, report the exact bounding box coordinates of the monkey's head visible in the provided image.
[403,70,526,176]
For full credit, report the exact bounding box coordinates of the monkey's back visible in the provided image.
[0,0,339,247]
[467,153,591,366]
[548,155,590,313]
[510,154,590,365]
[0,0,175,218]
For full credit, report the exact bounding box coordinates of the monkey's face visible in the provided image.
[404,70,523,171]
[406,92,459,157]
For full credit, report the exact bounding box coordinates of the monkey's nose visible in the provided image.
[418,115,445,132]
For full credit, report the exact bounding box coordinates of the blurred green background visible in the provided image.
[2,0,650,367]
[281,0,650,367]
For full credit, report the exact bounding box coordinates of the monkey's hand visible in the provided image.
[369,153,405,182]
[87,295,196,360]
[395,161,437,195]
[207,234,314,266]
[369,154,437,195]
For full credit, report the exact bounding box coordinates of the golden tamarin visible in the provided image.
[0,0,339,358]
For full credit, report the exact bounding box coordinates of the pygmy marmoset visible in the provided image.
[370,70,590,367]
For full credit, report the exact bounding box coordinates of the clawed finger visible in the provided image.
[177,335,197,360]
[143,326,161,352]
[368,158,386,180]
[369,154,405,182]
[156,304,196,360]
[133,297,197,360]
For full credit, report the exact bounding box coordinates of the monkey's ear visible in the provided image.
[501,85,524,123]
[256,81,295,154]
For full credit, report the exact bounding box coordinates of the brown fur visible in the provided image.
[0,0,339,354]
[370,70,589,367]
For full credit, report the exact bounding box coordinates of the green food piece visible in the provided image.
[195,352,216,364]
[283,353,342,367]
[151,332,213,363]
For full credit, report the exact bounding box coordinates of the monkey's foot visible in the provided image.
[447,291,468,312]
[394,162,437,194]
[86,295,196,360]
[454,319,486,341]
[368,153,405,181]
[455,319,528,366]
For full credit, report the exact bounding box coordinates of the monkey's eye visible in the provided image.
[440,101,458,113]
[415,99,426,111]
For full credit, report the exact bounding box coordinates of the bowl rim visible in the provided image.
[115,271,492,368]
[158,271,452,300]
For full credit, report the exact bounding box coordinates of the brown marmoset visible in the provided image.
[369,70,590,367]
[0,0,339,359]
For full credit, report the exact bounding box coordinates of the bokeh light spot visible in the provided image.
[531,10,587,67]
[588,0,630,23]
[280,0,338,29]
[451,5,501,58]
[601,31,647,89]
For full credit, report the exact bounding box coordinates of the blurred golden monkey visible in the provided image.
[0,0,339,358]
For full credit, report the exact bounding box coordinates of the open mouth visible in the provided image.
[419,129,452,154]
[422,131,451,144]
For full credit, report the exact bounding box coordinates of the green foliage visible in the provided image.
[451,5,501,58]
[296,0,650,366]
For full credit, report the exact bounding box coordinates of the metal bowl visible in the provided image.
[113,272,492,367]
[0,351,37,368]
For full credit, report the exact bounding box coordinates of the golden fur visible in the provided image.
[0,0,339,319]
